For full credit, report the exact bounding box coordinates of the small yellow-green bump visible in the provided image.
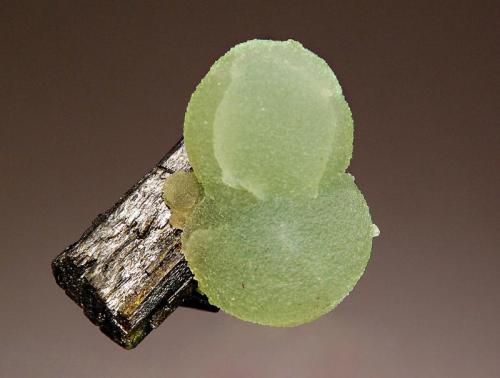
[163,171,201,229]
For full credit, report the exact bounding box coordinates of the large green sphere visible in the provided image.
[184,39,353,199]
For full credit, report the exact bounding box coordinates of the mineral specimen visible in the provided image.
[164,39,378,326]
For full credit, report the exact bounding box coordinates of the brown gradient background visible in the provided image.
[1,1,499,377]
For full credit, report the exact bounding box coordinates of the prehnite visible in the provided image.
[163,39,378,326]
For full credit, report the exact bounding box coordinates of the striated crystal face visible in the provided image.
[164,39,377,326]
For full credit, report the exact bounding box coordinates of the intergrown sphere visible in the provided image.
[178,39,375,326]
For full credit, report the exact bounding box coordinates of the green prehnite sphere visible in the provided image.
[164,39,378,326]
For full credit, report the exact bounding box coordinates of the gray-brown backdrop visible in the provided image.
[1,1,499,377]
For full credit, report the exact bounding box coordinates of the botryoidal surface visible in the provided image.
[165,39,378,326]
